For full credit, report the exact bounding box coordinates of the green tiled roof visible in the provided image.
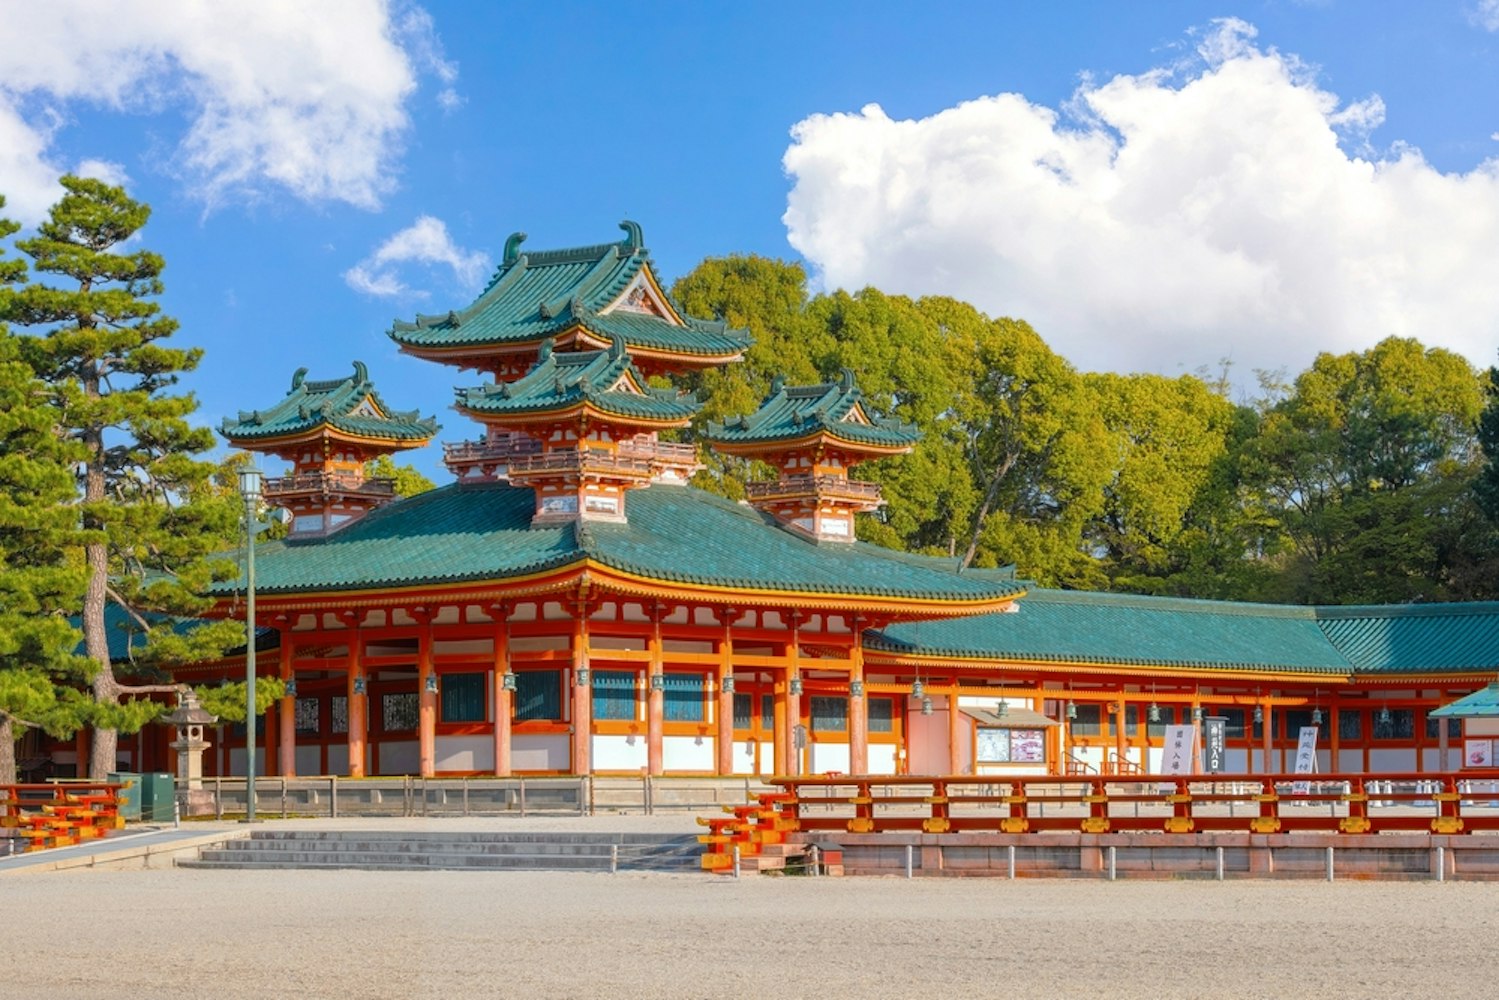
[388,222,751,360]
[1430,683,1499,717]
[867,589,1354,674]
[455,336,698,424]
[208,482,1023,605]
[78,601,276,664]
[1315,603,1499,674]
[705,369,919,450]
[220,362,439,444]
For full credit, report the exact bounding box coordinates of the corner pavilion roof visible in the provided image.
[455,336,698,426]
[220,362,439,447]
[207,481,1023,608]
[705,370,920,453]
[388,221,750,363]
[1315,602,1499,675]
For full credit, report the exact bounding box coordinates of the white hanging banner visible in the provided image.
[1291,725,1319,795]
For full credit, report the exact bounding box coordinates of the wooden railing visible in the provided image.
[744,475,883,502]
[1,782,129,852]
[263,473,394,496]
[507,449,655,478]
[697,772,1499,867]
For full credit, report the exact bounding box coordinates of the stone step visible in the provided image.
[247,830,695,846]
[227,839,690,857]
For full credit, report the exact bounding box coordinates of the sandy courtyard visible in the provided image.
[4,863,1496,1000]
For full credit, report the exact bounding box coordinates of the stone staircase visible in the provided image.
[178,830,702,873]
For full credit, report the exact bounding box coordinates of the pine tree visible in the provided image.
[0,195,91,784]
[6,177,241,779]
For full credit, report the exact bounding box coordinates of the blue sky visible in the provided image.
[2,1,1498,482]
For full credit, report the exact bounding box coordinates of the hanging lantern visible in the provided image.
[1253,704,1263,725]
[997,700,1008,720]
[1148,702,1161,724]
[1192,706,1203,724]
[1378,705,1392,727]
[920,696,933,716]
[789,676,803,697]
[1065,700,1077,720]
[911,679,924,699]
[1312,707,1323,726]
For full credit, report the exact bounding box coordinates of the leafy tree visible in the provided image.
[365,454,436,497]
[194,677,285,724]
[0,196,92,783]
[1474,363,1499,524]
[1243,337,1485,603]
[5,176,241,779]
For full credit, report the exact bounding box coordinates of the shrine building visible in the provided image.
[60,222,1499,784]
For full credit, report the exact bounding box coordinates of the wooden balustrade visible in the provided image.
[263,473,395,496]
[1,782,130,853]
[744,475,884,502]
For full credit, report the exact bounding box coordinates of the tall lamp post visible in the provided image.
[238,467,262,823]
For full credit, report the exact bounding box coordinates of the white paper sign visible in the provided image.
[1465,738,1493,768]
[1291,725,1319,795]
[1159,724,1198,775]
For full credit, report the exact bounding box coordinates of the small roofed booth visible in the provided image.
[1431,683,1499,769]
[962,706,1059,776]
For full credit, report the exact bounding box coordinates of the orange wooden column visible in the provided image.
[1113,698,1127,774]
[347,634,367,778]
[416,616,436,777]
[715,610,736,776]
[570,614,592,775]
[947,683,963,775]
[492,608,512,777]
[1260,699,1273,773]
[277,636,295,778]
[848,630,869,775]
[646,607,664,776]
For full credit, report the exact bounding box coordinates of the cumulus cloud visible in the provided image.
[783,18,1499,381]
[74,158,131,188]
[344,215,489,298]
[0,0,457,222]
[1472,0,1499,31]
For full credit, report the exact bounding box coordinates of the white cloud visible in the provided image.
[783,18,1499,382]
[74,158,130,188]
[1472,0,1499,31]
[0,0,456,221]
[344,215,489,298]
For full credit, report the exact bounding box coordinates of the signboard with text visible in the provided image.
[1203,716,1227,773]
[1291,725,1319,795]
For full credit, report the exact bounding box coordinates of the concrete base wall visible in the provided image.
[803,831,1499,880]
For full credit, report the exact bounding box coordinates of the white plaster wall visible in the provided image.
[807,742,850,775]
[593,734,647,772]
[1467,719,1499,737]
[868,744,897,775]
[380,741,420,775]
[729,740,769,776]
[1423,747,1460,771]
[326,744,349,775]
[436,735,494,772]
[1337,749,1364,771]
[295,746,322,775]
[1368,748,1416,772]
[663,735,714,771]
[512,734,569,771]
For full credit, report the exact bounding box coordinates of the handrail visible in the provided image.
[746,771,1499,838]
[745,474,883,501]
[507,449,655,478]
[1107,751,1145,777]
[263,473,394,496]
[1064,753,1097,776]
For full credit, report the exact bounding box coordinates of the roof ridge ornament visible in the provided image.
[290,367,309,391]
[840,367,856,392]
[503,231,528,267]
[618,220,643,253]
[537,337,555,363]
[352,360,369,386]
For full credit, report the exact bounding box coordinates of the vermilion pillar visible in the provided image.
[417,621,436,777]
[947,684,963,775]
[716,615,735,776]
[277,637,295,777]
[848,634,868,775]
[347,637,367,778]
[646,610,664,776]
[492,613,512,777]
[570,617,591,775]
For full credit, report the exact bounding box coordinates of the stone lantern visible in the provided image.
[162,687,218,817]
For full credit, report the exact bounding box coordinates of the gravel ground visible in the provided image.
[4,860,1496,999]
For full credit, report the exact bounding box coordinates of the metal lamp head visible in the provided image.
[1148,702,1161,724]
[996,700,1008,719]
[1065,700,1077,720]
[850,680,864,698]
[722,676,735,694]
[285,677,297,699]
[1192,706,1203,724]
[1377,704,1392,726]
[424,673,438,695]
[237,466,263,503]
[353,675,366,696]
[1253,704,1264,725]
[501,672,517,692]
[650,673,665,692]
[920,696,933,716]
[911,679,924,699]
[576,667,590,687]
[1312,707,1323,726]
[788,676,803,697]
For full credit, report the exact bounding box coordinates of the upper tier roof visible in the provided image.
[455,336,699,426]
[220,362,439,447]
[207,481,1024,610]
[388,221,751,364]
[705,369,920,452]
